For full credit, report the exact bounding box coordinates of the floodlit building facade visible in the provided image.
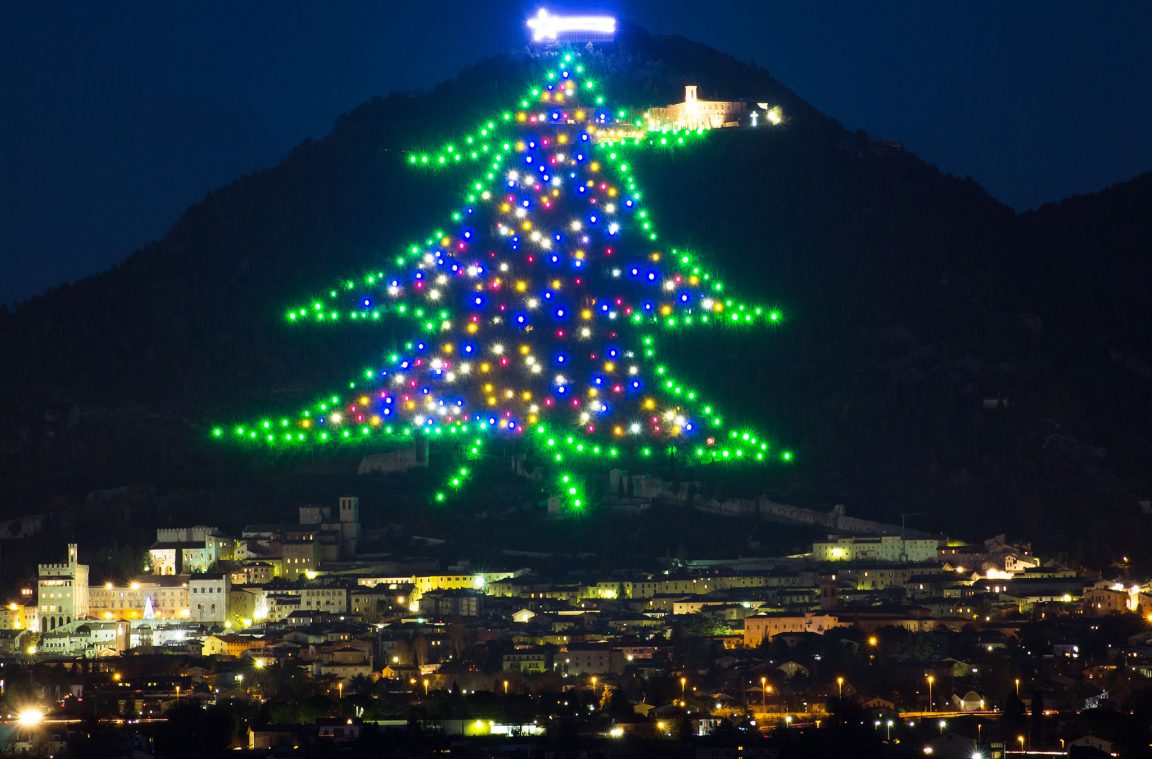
[812,535,940,564]
[743,613,844,648]
[38,544,89,631]
[647,86,748,130]
[88,577,190,621]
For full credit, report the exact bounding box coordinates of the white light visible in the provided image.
[527,9,616,42]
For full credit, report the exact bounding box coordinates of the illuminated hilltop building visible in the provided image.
[647,85,746,130]
[647,85,784,131]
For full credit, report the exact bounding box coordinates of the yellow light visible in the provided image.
[17,708,44,727]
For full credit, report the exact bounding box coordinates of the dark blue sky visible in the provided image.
[2,2,1150,305]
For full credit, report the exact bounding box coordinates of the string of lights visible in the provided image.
[214,51,791,507]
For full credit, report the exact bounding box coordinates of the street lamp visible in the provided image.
[886,719,894,741]
[836,676,844,699]
[1017,735,1026,753]
[926,675,935,712]
[422,678,430,696]
[17,708,44,728]
[680,676,687,698]
[760,676,768,707]
[175,685,181,705]
[503,680,509,696]
[16,707,44,751]
[939,719,947,734]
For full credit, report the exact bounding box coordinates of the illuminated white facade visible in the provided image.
[38,543,88,631]
[812,535,940,564]
[189,574,230,623]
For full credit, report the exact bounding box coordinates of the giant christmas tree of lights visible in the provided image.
[215,51,791,507]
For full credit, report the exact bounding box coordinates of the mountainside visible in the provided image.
[1,28,1149,566]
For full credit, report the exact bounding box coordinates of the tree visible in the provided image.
[218,50,790,505]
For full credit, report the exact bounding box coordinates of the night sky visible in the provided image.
[2,2,1150,306]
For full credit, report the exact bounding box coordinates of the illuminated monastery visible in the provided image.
[646,85,783,131]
